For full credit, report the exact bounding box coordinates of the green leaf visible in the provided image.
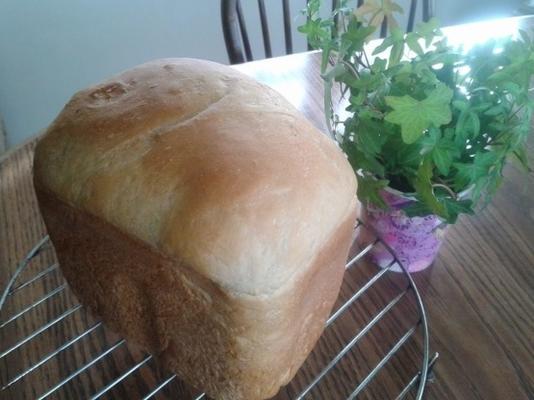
[414,158,448,218]
[395,61,413,75]
[432,149,450,176]
[443,127,455,140]
[372,36,395,55]
[371,57,387,73]
[415,17,440,46]
[382,132,421,173]
[469,112,481,138]
[420,126,440,154]
[455,110,480,146]
[454,110,469,146]
[440,198,474,224]
[298,18,332,50]
[356,174,389,208]
[341,23,376,54]
[396,142,423,169]
[406,32,424,56]
[452,151,499,190]
[358,107,384,120]
[470,102,492,113]
[452,100,468,112]
[373,26,404,57]
[342,141,385,177]
[384,84,453,143]
[349,70,384,90]
[484,104,506,116]
[404,187,472,224]
[389,41,405,67]
[349,91,366,107]
[403,200,434,218]
[474,151,499,172]
[302,0,320,16]
[427,51,461,66]
[390,26,404,41]
[320,40,336,73]
[357,118,388,155]
[337,70,361,88]
[387,28,405,67]
[501,81,521,96]
[451,164,474,189]
[421,127,459,176]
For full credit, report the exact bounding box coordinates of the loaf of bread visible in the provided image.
[33,58,358,400]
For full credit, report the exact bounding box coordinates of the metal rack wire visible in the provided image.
[0,221,438,399]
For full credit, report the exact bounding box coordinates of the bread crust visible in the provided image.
[33,58,359,399]
[36,186,356,399]
[33,58,357,296]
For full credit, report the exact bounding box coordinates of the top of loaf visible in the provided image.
[34,58,357,296]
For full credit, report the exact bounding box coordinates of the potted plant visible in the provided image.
[299,0,534,272]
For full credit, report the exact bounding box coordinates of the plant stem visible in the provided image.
[341,60,361,78]
[354,57,368,70]
[432,183,458,199]
[506,104,525,122]
[362,49,371,68]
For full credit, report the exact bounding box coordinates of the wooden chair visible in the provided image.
[221,0,434,64]
[0,115,6,154]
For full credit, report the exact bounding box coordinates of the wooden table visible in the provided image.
[1,17,533,400]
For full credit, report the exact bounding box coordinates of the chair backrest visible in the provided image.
[221,0,433,64]
[0,115,5,154]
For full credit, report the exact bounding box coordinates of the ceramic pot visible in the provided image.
[362,188,447,273]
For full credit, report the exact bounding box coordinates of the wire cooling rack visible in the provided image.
[0,220,438,399]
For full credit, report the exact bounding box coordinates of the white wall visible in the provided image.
[0,0,523,149]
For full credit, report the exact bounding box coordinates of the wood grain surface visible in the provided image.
[1,17,533,400]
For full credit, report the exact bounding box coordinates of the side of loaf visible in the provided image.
[33,58,358,400]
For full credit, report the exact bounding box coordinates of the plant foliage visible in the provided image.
[299,0,534,224]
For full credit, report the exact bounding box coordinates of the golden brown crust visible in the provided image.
[33,58,359,399]
[33,58,357,295]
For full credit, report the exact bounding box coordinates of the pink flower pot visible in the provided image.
[362,189,447,273]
